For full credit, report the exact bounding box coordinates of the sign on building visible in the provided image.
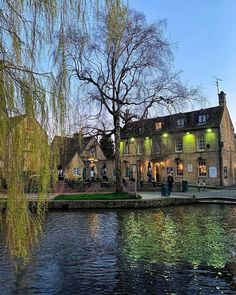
[209,166,217,178]
[167,167,173,173]
[187,164,193,173]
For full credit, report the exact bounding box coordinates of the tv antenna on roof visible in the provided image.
[213,77,223,94]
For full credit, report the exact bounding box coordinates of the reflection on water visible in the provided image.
[0,204,236,294]
[121,206,235,268]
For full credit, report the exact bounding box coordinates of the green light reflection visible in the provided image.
[120,206,234,268]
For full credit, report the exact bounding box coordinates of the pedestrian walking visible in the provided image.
[167,172,174,194]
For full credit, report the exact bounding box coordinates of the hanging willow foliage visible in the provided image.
[0,0,127,267]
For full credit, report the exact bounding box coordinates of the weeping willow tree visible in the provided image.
[0,0,128,267]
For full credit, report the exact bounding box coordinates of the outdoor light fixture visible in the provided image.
[145,137,149,140]
[163,133,168,138]
[186,132,190,135]
[130,137,135,142]
[207,128,212,133]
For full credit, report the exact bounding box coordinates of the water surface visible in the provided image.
[0,204,236,294]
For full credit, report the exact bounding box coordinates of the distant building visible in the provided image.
[120,91,236,187]
[0,114,48,190]
[51,133,114,181]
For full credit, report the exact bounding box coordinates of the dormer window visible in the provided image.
[176,118,185,127]
[138,126,144,133]
[155,122,162,130]
[198,114,209,124]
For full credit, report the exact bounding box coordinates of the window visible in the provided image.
[125,167,130,177]
[197,136,205,151]
[155,122,162,130]
[198,161,207,177]
[176,118,185,127]
[138,126,144,133]
[73,167,80,175]
[224,166,228,178]
[153,140,160,154]
[137,143,142,155]
[198,114,209,124]
[176,161,184,176]
[175,138,183,152]
[124,144,130,155]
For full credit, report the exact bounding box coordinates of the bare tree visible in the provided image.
[64,8,200,192]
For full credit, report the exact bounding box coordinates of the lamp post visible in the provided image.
[130,163,137,197]
[125,138,138,196]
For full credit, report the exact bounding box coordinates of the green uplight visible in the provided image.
[163,133,168,138]
[145,137,149,140]
[207,128,212,133]
[186,132,190,135]
[130,137,135,142]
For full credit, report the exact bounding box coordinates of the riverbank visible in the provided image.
[0,186,236,210]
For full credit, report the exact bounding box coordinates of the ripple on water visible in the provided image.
[0,205,235,294]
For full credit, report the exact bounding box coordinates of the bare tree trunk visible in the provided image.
[114,113,123,193]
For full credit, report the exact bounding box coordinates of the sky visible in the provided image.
[129,0,236,127]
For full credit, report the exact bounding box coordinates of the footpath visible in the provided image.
[140,186,236,204]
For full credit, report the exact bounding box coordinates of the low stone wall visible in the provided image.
[47,198,196,210]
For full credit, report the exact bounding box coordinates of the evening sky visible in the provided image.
[129,0,236,126]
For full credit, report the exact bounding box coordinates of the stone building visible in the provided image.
[51,133,114,181]
[0,114,48,190]
[120,91,236,187]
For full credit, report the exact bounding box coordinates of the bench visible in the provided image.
[100,181,110,188]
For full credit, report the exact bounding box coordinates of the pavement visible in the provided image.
[140,186,236,202]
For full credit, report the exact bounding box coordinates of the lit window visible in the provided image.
[124,144,130,155]
[198,114,209,124]
[197,136,205,151]
[176,118,185,127]
[198,161,207,177]
[73,167,80,175]
[175,138,183,152]
[176,161,184,176]
[137,143,142,155]
[155,122,162,130]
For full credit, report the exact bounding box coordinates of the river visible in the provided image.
[0,204,236,294]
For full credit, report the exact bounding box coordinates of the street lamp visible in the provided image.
[125,138,138,196]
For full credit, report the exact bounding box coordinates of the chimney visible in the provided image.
[218,91,226,107]
[73,131,83,147]
[124,109,132,123]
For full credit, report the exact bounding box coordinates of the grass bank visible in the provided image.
[54,192,141,201]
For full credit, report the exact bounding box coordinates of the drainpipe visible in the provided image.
[218,128,223,187]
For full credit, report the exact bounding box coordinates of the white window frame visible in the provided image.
[175,138,183,152]
[137,143,142,155]
[124,144,130,155]
[197,136,206,151]
[198,114,209,124]
[155,122,162,130]
[198,161,207,177]
[138,126,144,133]
[153,139,160,154]
[73,167,80,176]
[176,118,185,127]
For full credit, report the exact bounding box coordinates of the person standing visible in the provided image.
[167,172,174,194]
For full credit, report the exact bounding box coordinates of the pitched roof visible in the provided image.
[9,114,26,129]
[51,135,93,168]
[8,114,48,139]
[121,106,224,139]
